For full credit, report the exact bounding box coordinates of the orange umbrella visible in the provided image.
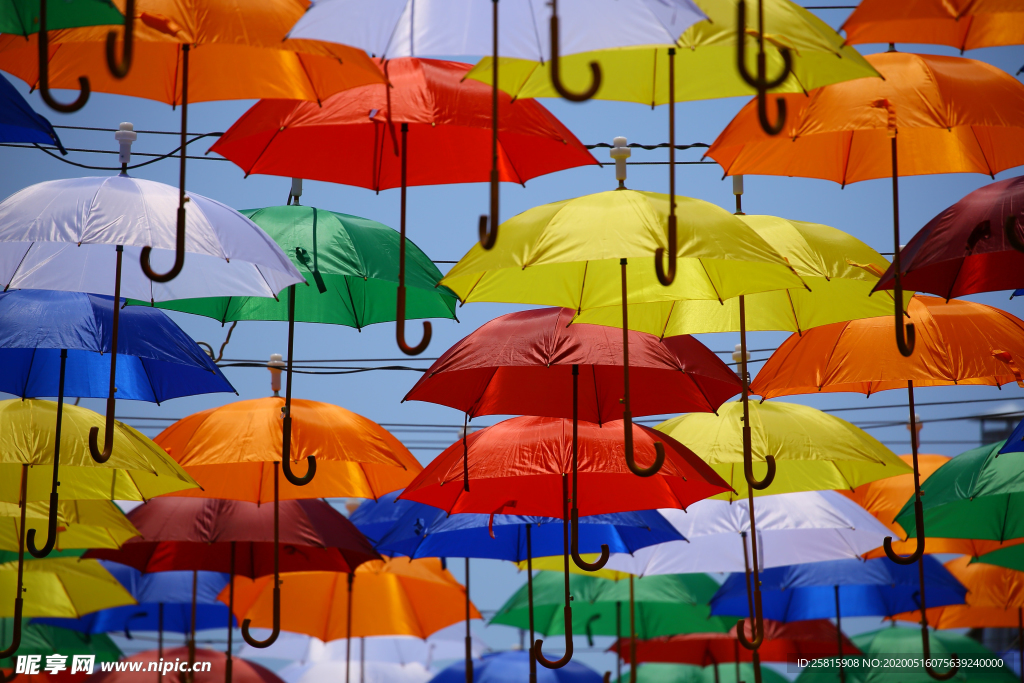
[751,295,1024,681]
[706,51,1024,367]
[0,0,384,284]
[223,557,481,641]
[890,557,1024,683]
[841,0,1024,53]
[841,454,1024,559]
[155,397,419,651]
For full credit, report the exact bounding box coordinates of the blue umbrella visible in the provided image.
[0,289,235,558]
[35,563,234,638]
[0,74,65,153]
[999,417,1024,454]
[429,650,603,683]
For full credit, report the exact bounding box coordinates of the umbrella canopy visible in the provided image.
[0,0,385,105]
[491,572,731,638]
[0,557,135,619]
[0,618,121,670]
[466,0,876,104]
[0,499,138,552]
[794,628,1015,683]
[0,290,234,401]
[92,647,287,683]
[352,491,682,562]
[0,399,197,503]
[571,214,903,336]
[84,497,380,577]
[210,57,597,190]
[136,205,458,327]
[751,298,1024,396]
[620,663,788,683]
[224,558,481,641]
[603,491,893,577]
[613,620,859,665]
[706,51,1024,183]
[0,176,303,302]
[656,401,910,500]
[288,660,432,683]
[430,650,602,683]
[841,453,1024,559]
[398,416,731,518]
[0,73,63,150]
[37,565,233,634]
[891,557,1024,629]
[873,176,1024,300]
[0,0,122,35]
[155,397,418,503]
[893,440,1024,543]
[841,0,1024,52]
[404,307,740,421]
[709,556,967,622]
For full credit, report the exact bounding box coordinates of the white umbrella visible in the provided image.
[604,491,893,576]
[282,660,433,683]
[0,170,303,466]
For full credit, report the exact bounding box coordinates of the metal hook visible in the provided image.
[569,365,609,571]
[1004,214,1024,253]
[89,247,123,464]
[28,349,66,558]
[396,123,431,356]
[280,286,315,486]
[655,48,677,286]
[37,0,90,113]
[735,0,792,136]
[105,0,135,78]
[241,463,281,648]
[548,0,601,102]
[534,475,574,669]
[141,45,190,283]
[478,0,500,251]
[621,258,665,477]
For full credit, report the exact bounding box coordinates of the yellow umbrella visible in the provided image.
[657,401,912,501]
[0,499,139,552]
[517,555,633,582]
[0,556,136,619]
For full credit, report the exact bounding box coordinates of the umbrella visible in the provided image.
[0,499,139,554]
[872,176,1024,299]
[604,491,893,577]
[618,662,788,683]
[841,454,1024,559]
[0,169,304,466]
[710,556,968,682]
[0,556,136,619]
[0,618,122,670]
[91,648,287,683]
[430,650,602,683]
[132,203,456,486]
[706,51,1024,363]
[794,628,1015,683]
[210,57,597,355]
[288,660,432,683]
[154,399,413,651]
[841,0,1024,53]
[287,0,704,258]
[0,288,235,558]
[0,73,64,151]
[403,305,739,570]
[0,0,386,284]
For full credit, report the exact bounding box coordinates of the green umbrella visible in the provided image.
[893,441,1024,542]
[0,618,122,669]
[794,628,1014,683]
[618,663,788,683]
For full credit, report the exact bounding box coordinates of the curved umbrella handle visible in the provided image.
[921,626,959,680]
[37,0,90,113]
[88,398,116,464]
[1004,214,1024,253]
[548,0,601,102]
[479,1,499,251]
[533,606,574,669]
[26,490,58,558]
[571,508,610,571]
[584,614,600,647]
[29,348,66,557]
[0,598,22,659]
[893,273,915,358]
[883,497,925,565]
[655,216,677,286]
[122,611,149,640]
[141,207,186,283]
[240,582,279,648]
[735,0,792,136]
[625,431,665,478]
[735,592,765,651]
[478,175,499,250]
[743,453,776,491]
[281,454,316,486]
[396,285,431,356]
[105,0,134,78]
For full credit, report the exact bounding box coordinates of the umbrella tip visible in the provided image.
[610,137,630,190]
[115,122,137,176]
[268,354,285,396]
[287,178,302,206]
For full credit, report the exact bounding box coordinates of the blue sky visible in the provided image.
[2,5,1024,677]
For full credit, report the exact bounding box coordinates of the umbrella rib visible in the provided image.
[684,370,717,414]
[697,260,723,304]
[4,242,33,292]
[658,300,675,341]
[323,571,341,641]
[590,364,602,426]
[294,53,323,106]
[967,124,997,179]
[469,368,502,418]
[21,345,38,398]
[139,357,161,404]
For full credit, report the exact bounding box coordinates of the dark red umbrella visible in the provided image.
[399,415,730,670]
[209,57,597,356]
[90,648,285,683]
[874,175,1024,299]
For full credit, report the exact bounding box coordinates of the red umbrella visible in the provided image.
[399,415,730,669]
[84,497,379,682]
[404,306,740,573]
[90,648,285,683]
[210,57,597,356]
[874,175,1024,299]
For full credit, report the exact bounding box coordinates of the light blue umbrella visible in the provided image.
[429,650,603,683]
